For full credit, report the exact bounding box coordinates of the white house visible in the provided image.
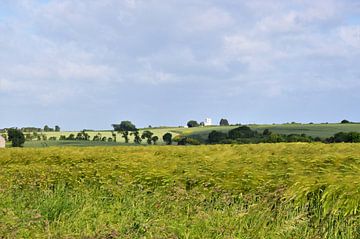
[0,135,5,148]
[204,118,212,126]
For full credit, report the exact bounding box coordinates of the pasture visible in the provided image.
[0,143,359,238]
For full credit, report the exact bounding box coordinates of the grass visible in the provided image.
[184,123,360,141]
[0,143,359,238]
[18,123,360,147]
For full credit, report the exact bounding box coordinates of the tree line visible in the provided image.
[207,126,360,144]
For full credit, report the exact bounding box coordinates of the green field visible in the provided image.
[185,123,360,141]
[0,144,359,238]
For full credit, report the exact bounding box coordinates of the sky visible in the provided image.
[0,0,360,130]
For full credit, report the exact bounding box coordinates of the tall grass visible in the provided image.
[0,143,359,238]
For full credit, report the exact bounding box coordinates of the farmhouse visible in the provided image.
[204,118,212,126]
[0,135,5,148]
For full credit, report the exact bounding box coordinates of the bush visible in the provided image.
[162,133,173,145]
[228,126,256,139]
[219,119,229,126]
[187,120,199,128]
[208,130,227,144]
[7,128,25,147]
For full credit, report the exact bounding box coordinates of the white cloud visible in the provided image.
[184,7,234,32]
[339,25,360,48]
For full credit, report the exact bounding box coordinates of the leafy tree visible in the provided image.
[131,130,142,144]
[208,130,227,144]
[55,125,61,132]
[262,129,272,136]
[219,118,229,126]
[341,119,350,124]
[111,132,117,142]
[162,133,173,145]
[228,126,256,139]
[43,125,50,132]
[7,128,25,147]
[141,130,154,144]
[151,136,159,145]
[121,131,130,143]
[331,132,360,143]
[67,134,75,140]
[112,121,137,131]
[76,131,90,140]
[187,120,199,128]
[112,121,137,143]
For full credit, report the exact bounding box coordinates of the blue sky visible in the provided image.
[0,0,360,130]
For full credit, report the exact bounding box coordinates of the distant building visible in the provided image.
[204,118,212,126]
[0,135,5,148]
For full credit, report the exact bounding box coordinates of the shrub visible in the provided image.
[7,128,25,147]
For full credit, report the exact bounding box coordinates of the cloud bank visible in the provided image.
[0,0,359,129]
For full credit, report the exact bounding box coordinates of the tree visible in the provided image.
[55,125,61,132]
[162,133,173,145]
[43,125,50,132]
[67,134,75,140]
[208,130,227,144]
[228,126,256,139]
[219,118,229,126]
[262,129,272,136]
[131,130,142,144]
[112,121,137,143]
[141,130,154,144]
[121,131,130,143]
[341,119,350,124]
[7,128,25,147]
[112,121,137,131]
[111,132,117,142]
[76,130,90,140]
[187,120,199,128]
[151,136,159,145]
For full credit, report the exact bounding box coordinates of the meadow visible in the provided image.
[0,143,359,238]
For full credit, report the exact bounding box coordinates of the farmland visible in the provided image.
[17,123,360,147]
[0,143,359,238]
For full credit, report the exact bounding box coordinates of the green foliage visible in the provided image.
[187,120,199,128]
[208,130,227,144]
[112,121,137,132]
[162,133,173,145]
[151,136,159,145]
[219,118,229,126]
[141,130,154,144]
[112,121,137,144]
[75,131,90,140]
[131,130,142,144]
[55,125,61,132]
[326,132,360,143]
[7,128,25,147]
[228,126,256,139]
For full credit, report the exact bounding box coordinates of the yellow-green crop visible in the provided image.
[0,143,359,238]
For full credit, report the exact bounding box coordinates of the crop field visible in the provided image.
[0,143,359,238]
[16,123,360,147]
[185,123,360,141]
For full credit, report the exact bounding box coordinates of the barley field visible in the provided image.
[0,143,359,238]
